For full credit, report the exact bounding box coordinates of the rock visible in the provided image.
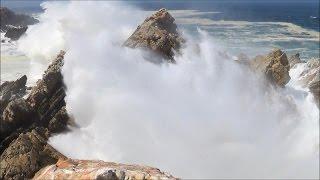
[124,8,183,63]
[288,53,303,67]
[26,51,70,132]
[33,159,177,180]
[4,26,28,40]
[0,98,35,142]
[0,7,38,31]
[0,127,66,180]
[0,75,27,113]
[309,80,320,107]
[0,52,70,156]
[250,49,291,87]
[48,106,70,133]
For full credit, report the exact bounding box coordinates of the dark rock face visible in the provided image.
[4,26,28,40]
[251,49,291,87]
[0,7,38,31]
[124,8,183,62]
[0,51,71,179]
[0,128,66,180]
[0,98,34,142]
[0,75,27,113]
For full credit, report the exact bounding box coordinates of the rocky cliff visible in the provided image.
[0,7,38,40]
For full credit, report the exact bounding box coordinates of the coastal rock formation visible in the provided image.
[288,53,303,68]
[0,98,34,142]
[124,8,183,62]
[0,51,70,162]
[0,128,66,180]
[4,26,28,40]
[292,58,320,107]
[250,49,291,87]
[33,159,176,180]
[0,75,27,112]
[0,7,38,31]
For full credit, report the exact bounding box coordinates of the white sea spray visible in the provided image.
[14,1,319,179]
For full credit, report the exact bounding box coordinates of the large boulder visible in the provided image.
[33,159,176,180]
[0,128,66,180]
[124,8,183,62]
[0,7,38,31]
[250,49,291,87]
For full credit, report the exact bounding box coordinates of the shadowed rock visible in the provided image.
[4,26,28,40]
[0,128,66,180]
[0,7,38,31]
[124,8,183,63]
[0,75,27,113]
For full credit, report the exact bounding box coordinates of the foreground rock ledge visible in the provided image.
[33,159,177,180]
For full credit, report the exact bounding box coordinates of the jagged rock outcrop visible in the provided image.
[124,8,183,63]
[0,128,66,180]
[250,49,291,87]
[0,75,27,113]
[26,51,68,129]
[4,26,28,40]
[288,53,303,68]
[33,159,176,180]
[0,98,35,142]
[0,7,38,31]
[292,58,320,107]
[0,51,70,157]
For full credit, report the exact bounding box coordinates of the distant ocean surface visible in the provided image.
[5,0,319,59]
[1,0,319,83]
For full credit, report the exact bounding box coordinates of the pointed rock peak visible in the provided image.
[124,8,183,62]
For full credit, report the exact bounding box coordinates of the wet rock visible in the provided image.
[0,127,66,180]
[4,26,28,40]
[124,8,183,63]
[33,159,177,180]
[288,53,303,67]
[250,49,291,87]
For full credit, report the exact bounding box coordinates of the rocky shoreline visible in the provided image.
[0,7,319,180]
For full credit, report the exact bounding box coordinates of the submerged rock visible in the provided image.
[250,49,291,87]
[4,26,28,40]
[124,8,183,63]
[0,128,66,180]
[33,159,177,180]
